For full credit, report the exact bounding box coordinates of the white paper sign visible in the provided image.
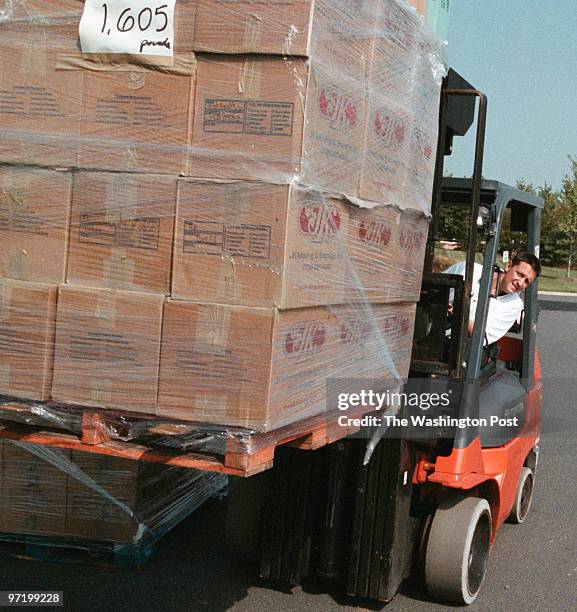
[502,250,509,263]
[79,0,177,56]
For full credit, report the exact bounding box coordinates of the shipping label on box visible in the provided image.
[67,172,177,294]
[0,166,72,283]
[0,45,82,167]
[0,279,57,401]
[52,285,164,413]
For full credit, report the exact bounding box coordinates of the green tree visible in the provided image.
[558,157,577,277]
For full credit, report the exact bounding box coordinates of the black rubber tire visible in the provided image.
[425,497,492,605]
[507,466,535,524]
[225,471,271,562]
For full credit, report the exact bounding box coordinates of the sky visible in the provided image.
[443,0,577,190]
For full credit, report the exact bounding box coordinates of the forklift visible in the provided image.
[226,70,543,605]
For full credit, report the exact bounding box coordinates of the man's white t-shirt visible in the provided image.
[445,261,523,344]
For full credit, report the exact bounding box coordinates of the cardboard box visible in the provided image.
[0,166,72,283]
[67,172,177,294]
[66,453,151,543]
[347,205,428,303]
[0,44,83,167]
[407,0,427,16]
[78,61,196,175]
[172,180,350,308]
[190,54,365,195]
[359,94,413,205]
[171,179,427,308]
[0,279,57,401]
[65,452,216,543]
[0,1,81,50]
[51,285,164,413]
[0,441,69,537]
[194,0,378,58]
[195,0,316,55]
[157,301,416,430]
[360,0,440,211]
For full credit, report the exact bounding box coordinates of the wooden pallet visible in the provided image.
[0,532,156,569]
[0,398,376,477]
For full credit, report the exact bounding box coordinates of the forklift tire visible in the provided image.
[425,497,492,605]
[507,467,534,524]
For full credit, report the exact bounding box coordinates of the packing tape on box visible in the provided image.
[103,252,135,289]
[19,44,48,76]
[0,1,14,23]
[7,252,25,278]
[95,291,116,323]
[55,51,196,76]
[243,13,263,51]
[127,71,146,90]
[194,392,229,422]
[0,282,12,320]
[101,175,137,288]
[90,379,113,405]
[216,182,250,303]
[194,303,230,355]
[238,57,262,97]
[110,173,138,218]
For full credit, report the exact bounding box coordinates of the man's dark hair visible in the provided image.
[512,252,541,277]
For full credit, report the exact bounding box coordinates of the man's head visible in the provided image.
[500,252,541,294]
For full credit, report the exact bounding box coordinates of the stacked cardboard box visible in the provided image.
[0,441,226,543]
[0,0,445,432]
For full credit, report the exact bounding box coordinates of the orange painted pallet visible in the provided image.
[0,399,374,477]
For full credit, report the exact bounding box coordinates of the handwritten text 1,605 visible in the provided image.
[100,3,169,36]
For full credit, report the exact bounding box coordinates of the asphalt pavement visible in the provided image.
[0,304,576,611]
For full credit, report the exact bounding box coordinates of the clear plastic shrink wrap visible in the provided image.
[0,438,227,552]
[0,1,447,436]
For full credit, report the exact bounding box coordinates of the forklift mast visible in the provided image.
[411,70,542,386]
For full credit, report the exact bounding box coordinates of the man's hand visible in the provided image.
[447,303,454,316]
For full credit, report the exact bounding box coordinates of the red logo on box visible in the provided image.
[340,319,372,344]
[399,229,425,252]
[319,85,357,130]
[358,219,391,248]
[285,322,326,356]
[382,4,415,49]
[411,126,433,161]
[374,110,406,149]
[299,205,341,243]
[382,314,411,337]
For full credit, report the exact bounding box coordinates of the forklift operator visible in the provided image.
[445,252,541,344]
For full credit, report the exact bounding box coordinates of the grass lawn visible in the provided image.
[536,265,577,293]
[434,248,577,293]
